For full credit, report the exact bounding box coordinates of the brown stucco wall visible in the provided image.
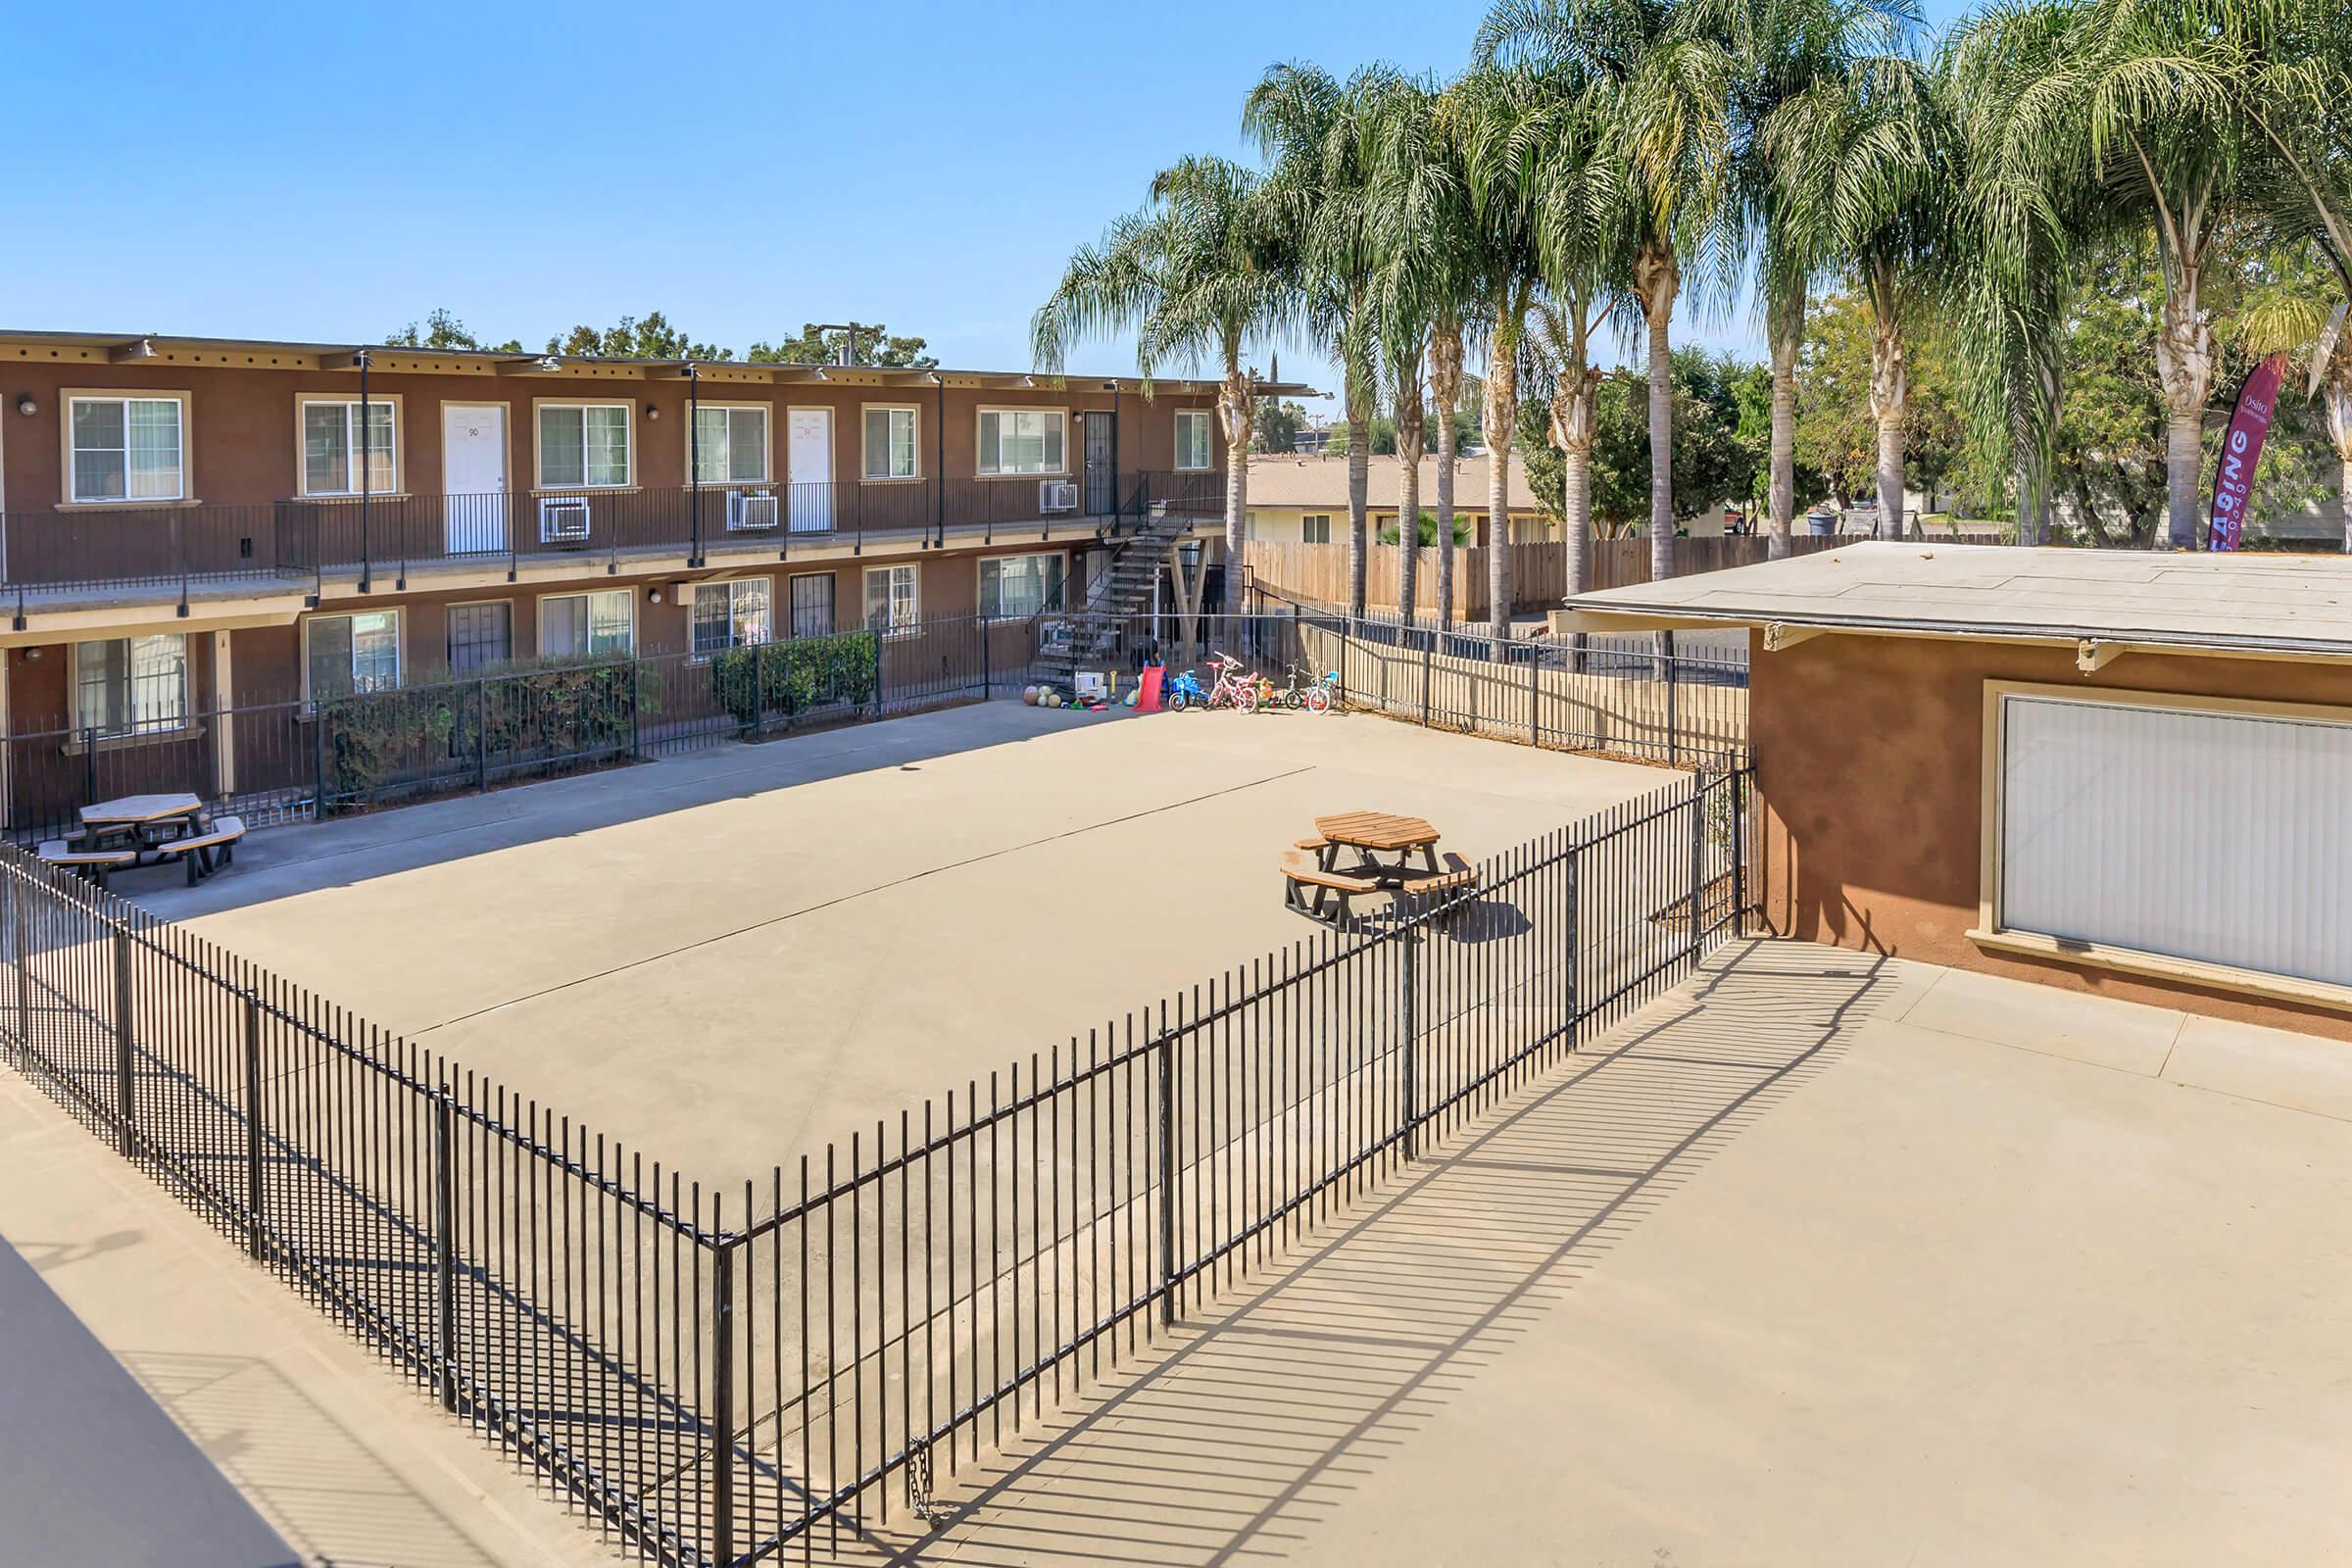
[0,346,1216,512]
[1753,631,2352,1040]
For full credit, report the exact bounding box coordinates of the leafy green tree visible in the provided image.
[385,308,522,354]
[545,312,731,361]
[1252,398,1310,453]
[746,324,938,368]
[1796,289,1966,511]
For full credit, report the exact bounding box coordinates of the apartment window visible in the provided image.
[541,590,635,658]
[977,409,1065,476]
[447,603,513,674]
[300,398,398,497]
[538,403,632,488]
[789,573,836,638]
[1175,409,1213,471]
[693,406,769,484]
[1302,514,1332,544]
[979,553,1065,618]
[74,635,188,737]
[863,407,919,480]
[69,395,185,503]
[308,611,401,701]
[693,578,771,656]
[864,564,918,635]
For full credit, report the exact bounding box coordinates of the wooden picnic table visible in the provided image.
[80,793,205,831]
[1313,810,1443,884]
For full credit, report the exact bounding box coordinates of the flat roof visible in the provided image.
[0,328,1318,397]
[1561,541,2352,660]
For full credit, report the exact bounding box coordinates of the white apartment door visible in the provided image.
[443,405,508,553]
[788,409,833,532]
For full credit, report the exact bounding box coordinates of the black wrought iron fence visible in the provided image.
[4,612,1043,844]
[0,753,1750,1565]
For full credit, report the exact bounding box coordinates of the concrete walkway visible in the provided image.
[849,940,2352,1566]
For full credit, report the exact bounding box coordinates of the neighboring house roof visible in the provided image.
[1247,453,1544,513]
[1560,541,2352,662]
[0,328,1320,397]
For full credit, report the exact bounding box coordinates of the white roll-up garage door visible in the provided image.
[1997,692,2352,989]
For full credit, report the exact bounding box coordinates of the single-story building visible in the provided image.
[1560,542,2352,1040]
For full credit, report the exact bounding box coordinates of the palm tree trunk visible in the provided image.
[2163,409,2203,550]
[2154,266,2214,551]
[1766,286,1800,561]
[1430,320,1463,628]
[1552,368,1598,674]
[1347,386,1370,621]
[2328,381,2352,553]
[1396,446,1422,624]
[1395,380,1425,626]
[1866,274,1910,542]
[1484,314,1520,656]
[1646,309,1675,580]
[1217,363,1254,588]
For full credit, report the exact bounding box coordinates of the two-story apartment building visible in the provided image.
[0,329,1298,808]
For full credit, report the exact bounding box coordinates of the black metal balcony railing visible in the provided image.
[0,469,1227,618]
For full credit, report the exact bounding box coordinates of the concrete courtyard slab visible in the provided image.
[135,700,1673,1186]
[850,940,2352,1567]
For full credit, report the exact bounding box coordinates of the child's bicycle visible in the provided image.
[1163,667,1209,710]
[1202,651,1259,712]
[1277,661,1341,714]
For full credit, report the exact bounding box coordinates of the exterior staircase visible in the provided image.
[1032,490,1207,688]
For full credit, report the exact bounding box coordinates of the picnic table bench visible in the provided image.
[1281,815,1480,927]
[36,794,245,888]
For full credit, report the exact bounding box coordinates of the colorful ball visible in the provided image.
[1022,684,1041,706]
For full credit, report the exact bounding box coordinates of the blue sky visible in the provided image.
[0,0,1976,413]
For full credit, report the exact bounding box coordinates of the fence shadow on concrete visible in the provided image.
[852,939,1899,1568]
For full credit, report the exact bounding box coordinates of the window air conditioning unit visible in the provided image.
[539,495,593,543]
[728,489,780,530]
[1039,480,1079,514]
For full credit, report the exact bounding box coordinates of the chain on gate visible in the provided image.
[906,1436,948,1523]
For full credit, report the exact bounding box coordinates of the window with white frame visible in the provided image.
[864,564,919,635]
[693,406,769,484]
[693,578,772,656]
[863,408,919,480]
[538,404,632,488]
[74,635,188,737]
[978,553,1065,618]
[300,398,397,496]
[1175,409,1213,471]
[307,611,401,701]
[1302,514,1332,544]
[977,409,1065,476]
[69,395,185,503]
[541,590,635,658]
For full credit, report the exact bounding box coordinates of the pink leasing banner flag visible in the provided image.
[2209,353,2287,551]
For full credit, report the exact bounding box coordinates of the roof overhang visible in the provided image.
[1557,603,2352,672]
[0,329,1315,396]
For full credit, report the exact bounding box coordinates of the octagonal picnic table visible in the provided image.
[1313,810,1443,885]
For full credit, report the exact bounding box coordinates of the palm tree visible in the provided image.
[1514,57,1638,624]
[1248,63,1381,619]
[1947,0,2258,550]
[1709,0,1919,557]
[1772,54,1950,539]
[1033,156,1291,577]
[1450,66,1551,652]
[1482,0,1738,589]
[1360,70,1470,626]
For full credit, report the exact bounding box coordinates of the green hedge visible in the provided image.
[709,630,879,731]
[322,655,653,808]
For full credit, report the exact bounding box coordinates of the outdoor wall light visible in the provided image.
[647,587,663,605]
[14,396,33,416]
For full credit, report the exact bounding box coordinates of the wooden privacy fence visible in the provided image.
[1247,534,1856,619]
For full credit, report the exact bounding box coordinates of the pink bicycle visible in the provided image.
[1201,651,1261,712]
